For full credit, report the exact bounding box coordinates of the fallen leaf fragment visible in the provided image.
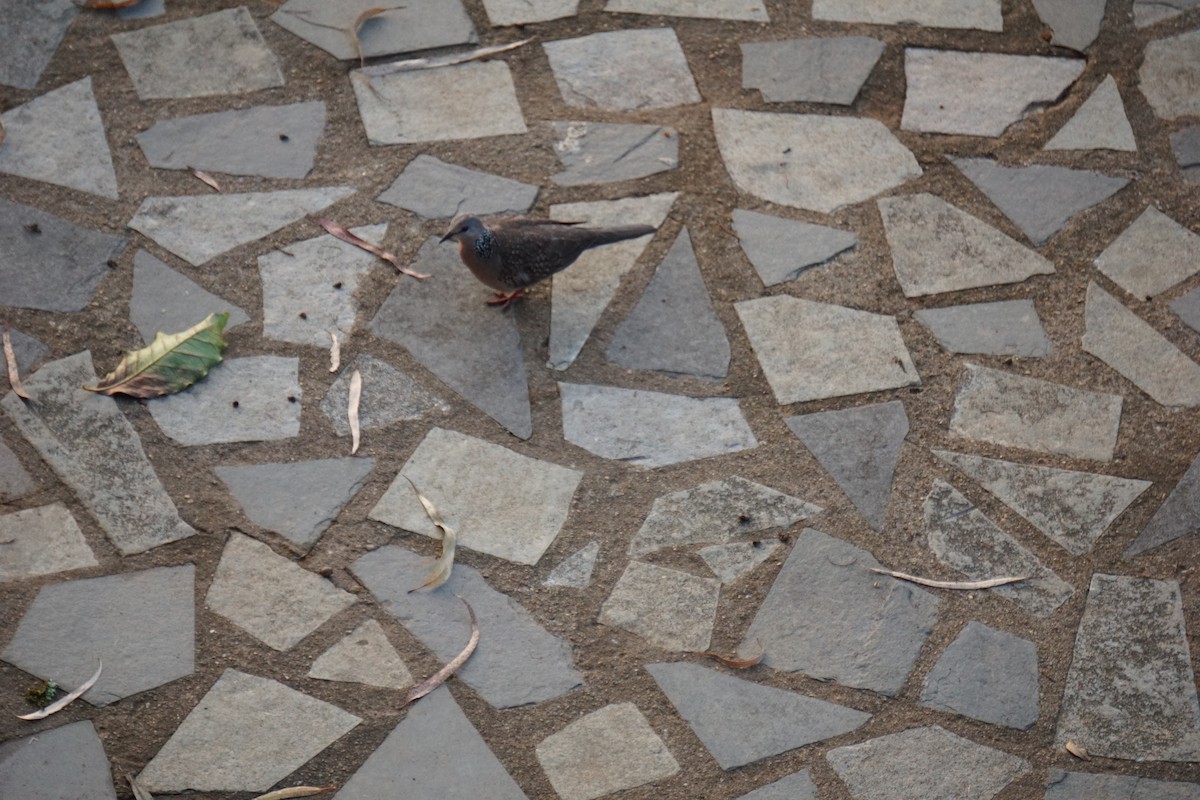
[251,786,337,800]
[329,331,340,373]
[310,216,429,279]
[3,324,30,400]
[1065,740,1090,760]
[868,567,1028,590]
[85,312,229,398]
[351,7,388,67]
[128,774,155,800]
[348,369,362,454]
[403,597,478,707]
[403,476,457,592]
[364,38,533,76]
[188,166,221,192]
[0,119,6,147]
[698,641,763,670]
[17,661,102,720]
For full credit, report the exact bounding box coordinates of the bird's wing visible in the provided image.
[491,221,596,285]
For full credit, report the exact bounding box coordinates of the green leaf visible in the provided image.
[85,312,230,398]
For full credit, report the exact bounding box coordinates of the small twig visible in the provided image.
[868,567,1029,590]
[363,38,533,76]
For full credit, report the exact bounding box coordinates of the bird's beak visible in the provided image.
[439,231,455,243]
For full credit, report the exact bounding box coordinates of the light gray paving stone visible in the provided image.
[732,209,857,287]
[351,61,526,144]
[903,50,1084,136]
[0,0,77,90]
[648,662,871,769]
[1083,281,1200,407]
[559,383,757,467]
[1046,76,1136,151]
[713,109,921,213]
[483,0,579,24]
[1095,206,1200,299]
[549,193,675,370]
[370,237,531,438]
[933,450,1149,556]
[111,8,284,99]
[1139,28,1200,119]
[116,0,164,19]
[607,228,730,379]
[736,295,919,404]
[550,121,679,186]
[739,529,938,695]
[786,400,908,531]
[733,770,818,800]
[827,726,1029,800]
[920,622,1039,729]
[952,158,1129,246]
[1135,0,1200,25]
[136,101,325,179]
[544,28,701,111]
[216,457,374,551]
[606,0,768,18]
[378,155,538,218]
[1032,0,1107,51]
[146,356,302,445]
[131,250,250,344]
[599,561,721,651]
[2,352,195,554]
[916,300,1052,356]
[812,0,1002,29]
[545,541,600,588]
[260,223,384,347]
[320,354,449,436]
[1172,286,1200,333]
[0,77,118,199]
[1173,126,1200,183]
[307,619,412,689]
[1045,769,1200,799]
[700,541,780,583]
[138,669,360,792]
[4,326,48,376]
[1057,574,1200,761]
[0,438,35,501]
[742,37,883,104]
[128,186,354,266]
[272,0,476,60]
[206,533,355,651]
[370,427,581,566]
[537,702,679,800]
[351,544,583,707]
[0,197,126,312]
[2,565,194,705]
[949,363,1123,461]
[1126,448,1200,556]
[0,503,96,582]
[0,721,116,800]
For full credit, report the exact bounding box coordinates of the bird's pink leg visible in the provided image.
[486,289,524,309]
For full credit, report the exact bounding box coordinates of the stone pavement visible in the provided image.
[1,1,1200,799]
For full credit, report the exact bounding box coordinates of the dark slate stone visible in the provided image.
[0,438,35,501]
[915,300,1052,357]
[271,0,477,61]
[920,621,1039,729]
[607,228,730,379]
[377,155,538,219]
[647,662,871,769]
[734,771,817,800]
[130,249,250,343]
[550,121,679,186]
[4,326,48,375]
[0,196,125,312]
[1125,447,1200,556]
[1172,285,1200,334]
[320,354,449,436]
[1172,126,1200,184]
[0,0,77,90]
[732,209,857,287]
[1045,769,1200,799]
[0,721,116,800]
[741,37,883,105]
[1031,0,1105,51]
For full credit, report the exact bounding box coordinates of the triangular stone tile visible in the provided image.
[545,541,600,588]
[735,771,817,800]
[732,209,857,287]
[915,300,1052,356]
[1095,205,1200,299]
[308,619,412,689]
[1126,448,1200,557]
[131,250,250,343]
[700,541,780,583]
[1046,76,1137,152]
[0,0,78,91]
[378,154,538,218]
[0,721,116,800]
[0,438,36,502]
[0,77,118,198]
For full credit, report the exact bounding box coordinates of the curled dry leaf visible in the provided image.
[310,216,429,279]
[403,475,457,593]
[403,597,478,707]
[1065,740,1090,760]
[16,661,102,720]
[867,567,1028,591]
[351,7,389,67]
[328,331,340,373]
[348,369,362,454]
[3,324,30,400]
[698,640,763,670]
[250,786,337,800]
[85,312,229,398]
[364,38,533,76]
[188,166,221,192]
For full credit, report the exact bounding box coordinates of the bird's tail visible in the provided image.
[582,224,657,247]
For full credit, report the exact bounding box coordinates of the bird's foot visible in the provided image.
[486,289,524,309]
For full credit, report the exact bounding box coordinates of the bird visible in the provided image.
[439,214,657,307]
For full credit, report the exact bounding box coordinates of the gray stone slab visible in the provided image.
[2,565,194,705]
[147,356,302,445]
[0,77,118,199]
[786,400,908,531]
[370,237,531,438]
[648,661,871,769]
[742,37,883,104]
[272,0,476,60]
[370,427,581,566]
[1173,126,1200,183]
[111,8,284,99]
[1095,206,1200,299]
[545,541,600,588]
[138,669,360,792]
[920,621,1039,729]
[260,223,383,347]
[0,503,96,582]
[351,544,583,708]
[599,561,720,651]
[903,50,1084,137]
[482,0,579,24]
[544,28,701,111]
[136,101,325,179]
[1057,574,1200,761]
[131,249,250,343]
[713,109,921,213]
[1084,281,1200,407]
[1045,769,1200,799]
[924,480,1074,617]
[827,726,1029,800]
[916,300,1052,356]
[206,533,355,651]
[734,771,818,800]
[700,541,780,583]
[1046,76,1136,151]
[351,61,527,145]
[1126,448,1200,556]
[1136,0,1200,25]
[216,457,374,551]
[739,529,938,695]
[128,186,354,266]
[1172,285,1200,333]
[1140,29,1200,119]
[606,0,768,18]
[0,721,116,800]
[116,0,164,19]
[1032,0,1107,51]
[952,158,1129,246]
[607,228,730,379]
[320,354,449,436]
[0,197,126,312]
[630,475,819,557]
[537,702,679,800]
[550,121,679,186]
[308,619,413,689]
[732,209,857,287]
[812,0,1002,29]
[949,363,1123,461]
[378,155,538,219]
[0,438,35,501]
[736,295,919,404]
[0,0,77,90]
[934,450,1149,556]
[4,326,48,377]
[2,352,195,555]
[559,383,757,468]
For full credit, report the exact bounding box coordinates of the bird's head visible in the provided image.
[440,214,485,243]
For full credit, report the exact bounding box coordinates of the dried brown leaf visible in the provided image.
[250,786,337,800]
[3,324,30,400]
[364,38,533,76]
[310,216,428,279]
[188,166,221,192]
[698,641,763,669]
[868,568,1028,590]
[348,369,362,454]
[1065,740,1090,760]
[329,331,340,373]
[403,597,478,707]
[403,475,456,592]
[351,7,389,67]
[16,661,102,720]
